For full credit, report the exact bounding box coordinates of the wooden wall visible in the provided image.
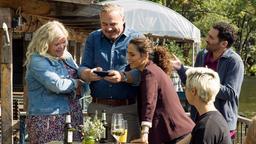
[0,7,14,144]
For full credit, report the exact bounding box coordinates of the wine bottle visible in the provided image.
[64,113,73,144]
[99,110,108,143]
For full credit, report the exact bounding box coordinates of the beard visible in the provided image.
[206,42,219,52]
[206,45,212,52]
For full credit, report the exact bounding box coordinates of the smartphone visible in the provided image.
[93,71,111,77]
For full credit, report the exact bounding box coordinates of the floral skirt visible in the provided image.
[27,99,83,144]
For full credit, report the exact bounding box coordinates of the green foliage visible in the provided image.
[82,115,104,142]
[148,0,256,74]
[194,14,229,37]
[165,42,185,63]
[249,65,256,76]
[150,0,165,5]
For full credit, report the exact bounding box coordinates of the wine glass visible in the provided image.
[119,120,128,143]
[111,113,125,143]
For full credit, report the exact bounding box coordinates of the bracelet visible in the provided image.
[141,130,149,134]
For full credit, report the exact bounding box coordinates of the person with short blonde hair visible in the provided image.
[185,67,231,144]
[244,116,256,144]
[25,21,84,143]
[24,21,69,66]
[186,67,220,104]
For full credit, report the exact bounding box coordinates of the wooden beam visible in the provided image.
[145,33,194,43]
[50,0,96,5]
[0,0,50,15]
[0,8,13,144]
[0,8,12,28]
[48,2,101,17]
[59,18,100,24]
[0,0,101,16]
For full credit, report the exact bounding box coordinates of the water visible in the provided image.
[239,76,256,119]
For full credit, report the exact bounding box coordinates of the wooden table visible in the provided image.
[47,141,131,144]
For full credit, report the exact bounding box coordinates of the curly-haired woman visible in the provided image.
[128,38,195,144]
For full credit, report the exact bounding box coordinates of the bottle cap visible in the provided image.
[102,110,107,120]
[66,114,71,123]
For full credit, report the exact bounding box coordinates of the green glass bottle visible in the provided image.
[64,113,73,144]
[99,110,108,143]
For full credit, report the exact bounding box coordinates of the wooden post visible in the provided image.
[0,8,13,144]
[76,42,81,65]
[23,34,31,112]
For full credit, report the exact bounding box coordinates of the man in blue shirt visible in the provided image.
[78,3,143,142]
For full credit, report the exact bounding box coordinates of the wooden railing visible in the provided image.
[233,115,252,144]
[0,92,25,143]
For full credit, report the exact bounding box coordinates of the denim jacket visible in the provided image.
[26,52,78,116]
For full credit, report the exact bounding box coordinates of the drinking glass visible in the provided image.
[111,113,125,143]
[119,120,128,143]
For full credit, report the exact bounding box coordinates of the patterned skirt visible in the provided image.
[27,99,83,144]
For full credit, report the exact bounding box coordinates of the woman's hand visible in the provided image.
[176,133,191,144]
[130,133,148,144]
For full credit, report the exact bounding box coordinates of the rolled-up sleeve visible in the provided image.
[129,69,141,86]
[30,57,77,94]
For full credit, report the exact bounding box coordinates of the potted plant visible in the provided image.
[81,112,104,144]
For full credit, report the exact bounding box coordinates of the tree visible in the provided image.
[225,0,256,74]
[149,0,256,75]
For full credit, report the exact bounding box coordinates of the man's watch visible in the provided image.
[122,72,128,82]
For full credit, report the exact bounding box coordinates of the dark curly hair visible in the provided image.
[151,46,172,75]
[129,37,172,75]
[213,22,236,48]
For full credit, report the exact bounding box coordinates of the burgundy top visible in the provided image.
[138,61,195,144]
[204,52,219,71]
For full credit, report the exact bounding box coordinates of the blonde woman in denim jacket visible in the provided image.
[24,21,84,143]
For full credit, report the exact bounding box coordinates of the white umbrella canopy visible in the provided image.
[99,0,201,43]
